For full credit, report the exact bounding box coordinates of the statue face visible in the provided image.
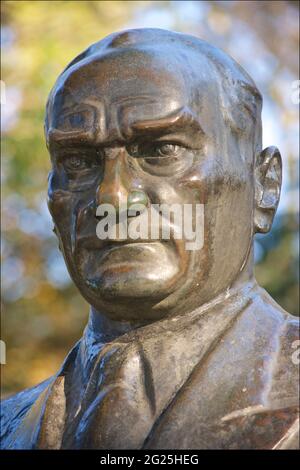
[47,47,255,322]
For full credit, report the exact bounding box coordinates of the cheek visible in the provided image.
[176,165,253,273]
[141,179,183,205]
[211,186,253,237]
[47,185,86,284]
[203,165,253,238]
[47,175,79,256]
[48,188,73,232]
[48,170,93,227]
[205,179,254,286]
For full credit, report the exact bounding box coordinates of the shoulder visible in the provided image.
[225,286,299,447]
[250,286,299,375]
[0,378,53,448]
[230,285,299,401]
[256,288,299,407]
[0,341,80,449]
[233,284,299,360]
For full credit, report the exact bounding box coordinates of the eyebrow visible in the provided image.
[48,106,205,149]
[47,128,96,149]
[127,106,205,139]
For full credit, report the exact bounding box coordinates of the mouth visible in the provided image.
[76,236,178,277]
[80,239,170,265]
[69,225,190,302]
[76,233,161,252]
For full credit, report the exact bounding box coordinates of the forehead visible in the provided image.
[62,49,188,102]
[47,48,219,141]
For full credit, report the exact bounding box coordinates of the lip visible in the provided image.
[76,235,160,251]
[76,236,171,267]
[79,240,169,272]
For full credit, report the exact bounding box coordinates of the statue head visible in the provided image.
[45,28,282,323]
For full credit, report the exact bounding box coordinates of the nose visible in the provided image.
[95,147,148,215]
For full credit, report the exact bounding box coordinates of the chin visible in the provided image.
[76,241,182,297]
[84,269,178,300]
[73,263,186,322]
[63,239,190,321]
[85,250,183,297]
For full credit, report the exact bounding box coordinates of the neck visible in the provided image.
[87,307,143,343]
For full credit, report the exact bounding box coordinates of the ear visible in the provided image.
[254,146,282,234]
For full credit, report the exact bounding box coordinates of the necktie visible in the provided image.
[71,340,156,449]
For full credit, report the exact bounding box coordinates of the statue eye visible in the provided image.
[61,150,102,173]
[64,155,89,171]
[127,142,182,159]
[127,141,193,175]
[155,143,179,157]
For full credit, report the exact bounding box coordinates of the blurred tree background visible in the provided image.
[1,1,299,396]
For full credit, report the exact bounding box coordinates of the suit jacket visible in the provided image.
[1,282,299,449]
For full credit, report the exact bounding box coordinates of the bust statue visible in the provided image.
[1,28,299,450]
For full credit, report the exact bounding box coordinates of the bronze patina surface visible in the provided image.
[1,28,299,450]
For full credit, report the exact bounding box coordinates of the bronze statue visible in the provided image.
[1,28,299,450]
